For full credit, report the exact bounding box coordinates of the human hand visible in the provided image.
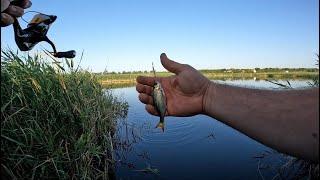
[1,0,32,27]
[136,53,211,117]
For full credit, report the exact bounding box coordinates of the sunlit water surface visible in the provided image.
[110,79,313,180]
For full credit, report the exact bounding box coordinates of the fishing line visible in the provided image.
[20,11,47,24]
[152,62,156,77]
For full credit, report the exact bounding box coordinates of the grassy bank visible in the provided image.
[97,69,319,87]
[1,50,128,179]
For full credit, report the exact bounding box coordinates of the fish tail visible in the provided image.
[155,120,164,132]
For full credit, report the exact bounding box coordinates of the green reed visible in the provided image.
[1,49,128,179]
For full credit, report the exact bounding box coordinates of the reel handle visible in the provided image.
[53,50,76,58]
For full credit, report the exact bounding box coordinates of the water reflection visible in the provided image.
[110,80,313,179]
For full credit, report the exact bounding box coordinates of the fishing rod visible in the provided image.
[12,11,76,58]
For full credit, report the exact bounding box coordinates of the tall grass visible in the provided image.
[1,50,128,179]
[308,54,319,87]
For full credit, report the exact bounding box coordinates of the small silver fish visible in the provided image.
[152,81,167,132]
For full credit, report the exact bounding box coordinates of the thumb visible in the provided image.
[1,0,10,12]
[160,53,185,74]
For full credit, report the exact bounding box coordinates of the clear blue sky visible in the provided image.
[1,0,319,72]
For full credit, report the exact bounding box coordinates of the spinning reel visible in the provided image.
[13,12,76,58]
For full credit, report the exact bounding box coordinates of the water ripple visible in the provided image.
[139,118,199,147]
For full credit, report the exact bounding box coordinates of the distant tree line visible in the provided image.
[94,68,318,75]
[199,68,318,73]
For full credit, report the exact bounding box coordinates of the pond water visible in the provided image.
[110,79,313,180]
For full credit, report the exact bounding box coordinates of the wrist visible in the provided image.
[202,81,215,116]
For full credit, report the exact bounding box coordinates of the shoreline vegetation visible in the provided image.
[97,68,319,88]
[1,50,128,179]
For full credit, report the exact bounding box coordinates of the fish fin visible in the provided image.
[155,121,164,132]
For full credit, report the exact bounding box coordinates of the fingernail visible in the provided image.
[7,5,24,16]
[160,53,167,59]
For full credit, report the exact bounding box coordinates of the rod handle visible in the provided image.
[54,50,76,58]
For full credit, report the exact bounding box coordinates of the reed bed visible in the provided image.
[1,50,128,179]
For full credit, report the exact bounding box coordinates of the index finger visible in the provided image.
[136,76,155,86]
[5,5,24,17]
[10,0,32,9]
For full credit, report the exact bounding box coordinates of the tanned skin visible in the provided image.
[1,0,32,27]
[136,53,319,162]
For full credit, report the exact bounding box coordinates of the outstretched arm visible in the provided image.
[203,82,319,162]
[136,53,319,162]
